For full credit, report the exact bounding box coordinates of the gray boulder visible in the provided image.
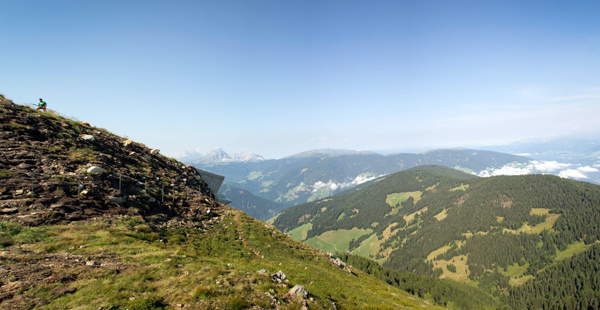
[87,166,103,174]
[272,270,287,283]
[109,196,126,204]
[81,134,95,142]
[290,285,308,299]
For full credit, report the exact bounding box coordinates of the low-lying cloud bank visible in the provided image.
[311,174,384,193]
[477,160,599,181]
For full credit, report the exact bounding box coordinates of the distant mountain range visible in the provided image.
[188,147,531,208]
[273,165,600,309]
[178,147,264,164]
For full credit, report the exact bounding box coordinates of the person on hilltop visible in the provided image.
[37,98,47,112]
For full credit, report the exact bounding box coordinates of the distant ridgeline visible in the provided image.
[274,165,600,309]
[192,148,530,209]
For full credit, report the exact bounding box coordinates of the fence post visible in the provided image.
[171,183,175,202]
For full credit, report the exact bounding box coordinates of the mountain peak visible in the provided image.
[183,147,264,164]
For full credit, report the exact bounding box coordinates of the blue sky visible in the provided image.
[2,0,599,158]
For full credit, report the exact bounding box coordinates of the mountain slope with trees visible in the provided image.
[273,165,600,308]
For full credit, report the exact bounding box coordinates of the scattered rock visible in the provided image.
[0,207,18,214]
[87,166,103,174]
[81,134,95,142]
[15,189,24,196]
[123,139,133,147]
[80,121,91,126]
[109,196,126,205]
[150,149,160,156]
[257,269,268,275]
[86,260,98,266]
[272,270,287,283]
[331,257,346,269]
[290,285,308,299]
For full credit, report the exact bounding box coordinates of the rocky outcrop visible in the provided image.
[289,285,308,299]
[0,97,221,226]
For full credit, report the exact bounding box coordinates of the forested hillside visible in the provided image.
[274,166,600,308]
[219,184,287,221]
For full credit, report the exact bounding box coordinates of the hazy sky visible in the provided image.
[2,0,599,158]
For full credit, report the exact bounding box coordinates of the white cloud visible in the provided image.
[311,174,384,193]
[578,166,599,173]
[478,160,598,181]
[478,164,532,177]
[530,160,572,172]
[559,169,589,179]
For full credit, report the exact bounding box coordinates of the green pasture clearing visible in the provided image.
[511,275,534,286]
[556,241,590,261]
[434,209,448,221]
[503,212,560,235]
[450,184,469,191]
[462,231,489,239]
[499,262,535,286]
[385,191,422,208]
[425,183,438,192]
[287,223,312,241]
[500,262,529,279]
[247,171,263,180]
[427,244,452,261]
[382,223,399,240]
[432,255,472,283]
[405,207,428,223]
[530,208,550,215]
[351,233,379,258]
[305,228,373,254]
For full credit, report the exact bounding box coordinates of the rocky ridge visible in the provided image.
[0,95,222,227]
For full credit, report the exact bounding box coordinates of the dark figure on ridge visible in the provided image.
[37,98,47,112]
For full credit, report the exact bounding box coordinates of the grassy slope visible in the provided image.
[0,213,442,310]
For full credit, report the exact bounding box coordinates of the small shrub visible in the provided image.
[128,296,168,310]
[194,285,217,299]
[0,233,14,248]
[0,171,16,179]
[225,296,250,310]
[0,221,24,236]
